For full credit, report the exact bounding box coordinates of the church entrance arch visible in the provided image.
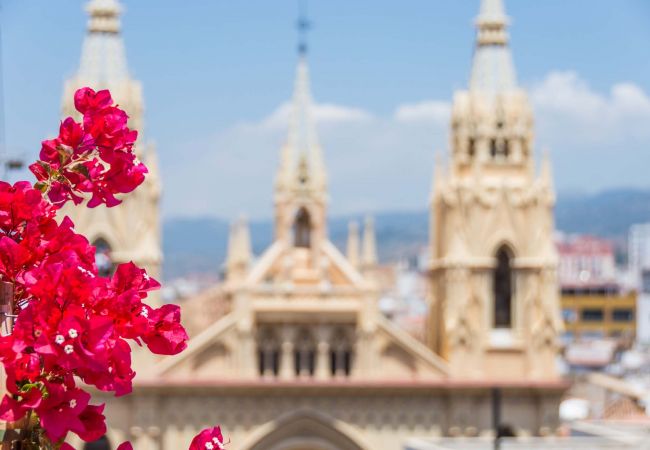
[246,411,366,450]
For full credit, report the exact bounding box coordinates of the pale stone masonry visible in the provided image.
[65,0,566,448]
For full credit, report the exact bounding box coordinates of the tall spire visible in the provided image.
[276,7,326,194]
[469,0,517,94]
[77,0,130,86]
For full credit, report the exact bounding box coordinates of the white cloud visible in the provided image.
[531,71,650,142]
[162,71,650,219]
[258,101,372,130]
[393,100,451,124]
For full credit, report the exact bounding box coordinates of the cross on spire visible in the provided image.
[297,1,311,56]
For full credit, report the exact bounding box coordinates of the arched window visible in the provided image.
[293,208,311,248]
[294,328,316,377]
[330,328,353,377]
[493,246,514,328]
[93,238,114,278]
[257,328,280,377]
[83,436,111,450]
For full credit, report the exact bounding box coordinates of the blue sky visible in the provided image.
[3,1,650,219]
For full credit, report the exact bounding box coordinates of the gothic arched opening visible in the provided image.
[293,208,312,248]
[257,328,280,377]
[92,238,114,277]
[330,327,353,377]
[247,411,366,450]
[294,328,316,377]
[493,246,514,328]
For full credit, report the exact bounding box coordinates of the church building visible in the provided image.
[64,0,566,449]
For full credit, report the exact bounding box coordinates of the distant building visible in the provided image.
[637,270,650,345]
[628,224,650,281]
[628,224,650,345]
[557,235,636,343]
[557,235,617,291]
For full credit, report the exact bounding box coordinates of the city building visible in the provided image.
[628,224,650,283]
[60,0,162,295]
[557,235,636,342]
[63,0,566,448]
[628,224,650,345]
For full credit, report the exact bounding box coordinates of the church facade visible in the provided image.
[63,0,566,449]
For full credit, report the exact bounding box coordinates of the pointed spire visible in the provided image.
[362,216,378,268]
[469,0,517,94]
[77,0,130,85]
[282,56,327,192]
[226,217,252,281]
[276,5,326,195]
[347,221,360,268]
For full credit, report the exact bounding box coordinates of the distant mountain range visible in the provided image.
[163,188,650,279]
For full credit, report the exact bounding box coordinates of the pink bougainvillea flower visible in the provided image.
[0,87,189,446]
[189,426,227,450]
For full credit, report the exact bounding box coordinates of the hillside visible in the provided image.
[162,188,650,279]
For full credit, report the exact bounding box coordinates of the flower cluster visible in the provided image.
[29,88,147,208]
[0,89,191,447]
[189,426,227,450]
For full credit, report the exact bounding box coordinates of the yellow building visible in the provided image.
[561,290,636,342]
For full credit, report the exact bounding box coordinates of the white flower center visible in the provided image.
[55,335,65,345]
[141,306,149,318]
[77,265,95,278]
[69,399,77,408]
[68,328,78,338]
[64,344,74,355]
[205,443,214,450]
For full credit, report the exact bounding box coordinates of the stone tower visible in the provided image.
[428,0,561,380]
[60,0,162,287]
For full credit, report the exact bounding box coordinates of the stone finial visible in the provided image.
[362,216,378,268]
[347,221,360,268]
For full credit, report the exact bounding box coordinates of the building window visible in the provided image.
[330,328,353,377]
[493,246,514,328]
[294,328,316,376]
[92,238,114,277]
[581,309,604,322]
[612,309,634,322]
[257,328,280,377]
[562,308,577,323]
[293,208,311,248]
[468,138,475,158]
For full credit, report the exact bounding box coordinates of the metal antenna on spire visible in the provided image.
[297,0,311,56]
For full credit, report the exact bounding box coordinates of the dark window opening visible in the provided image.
[293,208,311,248]
[468,138,475,158]
[490,139,497,158]
[612,309,634,322]
[294,329,316,376]
[330,328,353,377]
[581,309,604,322]
[257,329,280,377]
[494,246,513,328]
